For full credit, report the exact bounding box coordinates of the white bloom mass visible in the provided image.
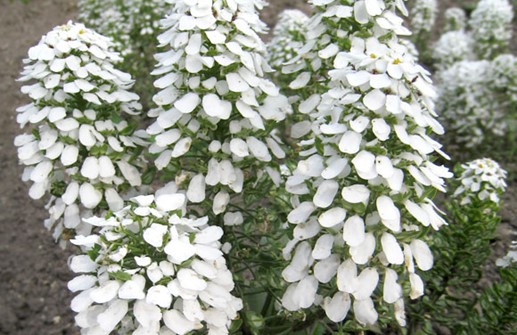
[469,0,514,58]
[453,158,507,205]
[68,192,242,335]
[280,0,450,325]
[15,21,146,243]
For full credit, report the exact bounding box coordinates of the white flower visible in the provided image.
[453,158,507,206]
[469,0,514,58]
[68,193,242,334]
[15,21,146,243]
[410,0,437,34]
[280,0,449,326]
[444,7,467,32]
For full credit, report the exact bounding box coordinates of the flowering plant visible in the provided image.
[13,0,516,334]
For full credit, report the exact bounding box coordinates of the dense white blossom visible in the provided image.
[68,190,242,335]
[436,60,507,148]
[14,22,146,243]
[469,0,514,58]
[267,9,309,83]
[147,0,291,219]
[443,7,466,32]
[433,30,473,69]
[281,0,450,326]
[78,0,168,57]
[410,0,438,34]
[453,158,507,205]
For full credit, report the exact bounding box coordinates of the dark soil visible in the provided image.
[0,1,515,335]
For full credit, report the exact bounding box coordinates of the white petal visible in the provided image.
[30,160,53,183]
[146,285,172,308]
[163,310,200,334]
[90,280,120,303]
[98,156,116,178]
[346,71,370,87]
[322,158,348,179]
[156,193,185,212]
[318,207,347,228]
[230,138,249,157]
[324,292,351,322]
[410,240,433,271]
[404,200,430,226]
[314,254,340,283]
[354,298,378,325]
[313,180,339,208]
[143,224,168,248]
[134,300,162,329]
[117,161,142,186]
[226,73,250,92]
[164,238,196,264]
[177,268,207,291]
[339,131,362,154]
[383,268,402,303]
[288,201,316,224]
[354,268,379,300]
[381,233,404,264]
[409,273,424,299]
[341,184,370,204]
[377,196,401,232]
[246,136,271,162]
[203,94,232,119]
[213,190,230,215]
[68,275,97,293]
[372,118,391,141]
[70,255,97,273]
[337,259,357,293]
[79,183,102,209]
[375,155,394,178]
[174,93,200,114]
[289,72,311,89]
[365,0,384,16]
[119,274,146,300]
[354,1,369,24]
[97,299,128,332]
[312,234,334,260]
[171,137,192,157]
[187,174,206,203]
[62,182,79,205]
[194,226,223,244]
[343,215,366,247]
[350,233,376,264]
[370,73,391,88]
[363,89,386,111]
[294,275,319,308]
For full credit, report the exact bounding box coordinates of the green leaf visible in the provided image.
[109,270,132,281]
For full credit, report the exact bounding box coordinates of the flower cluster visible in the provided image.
[410,0,438,34]
[436,59,509,149]
[78,0,168,57]
[453,158,507,206]
[68,190,242,335]
[496,241,517,268]
[432,30,473,69]
[148,0,290,216]
[280,0,450,326]
[443,7,466,32]
[267,9,309,85]
[469,0,514,59]
[14,21,146,243]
